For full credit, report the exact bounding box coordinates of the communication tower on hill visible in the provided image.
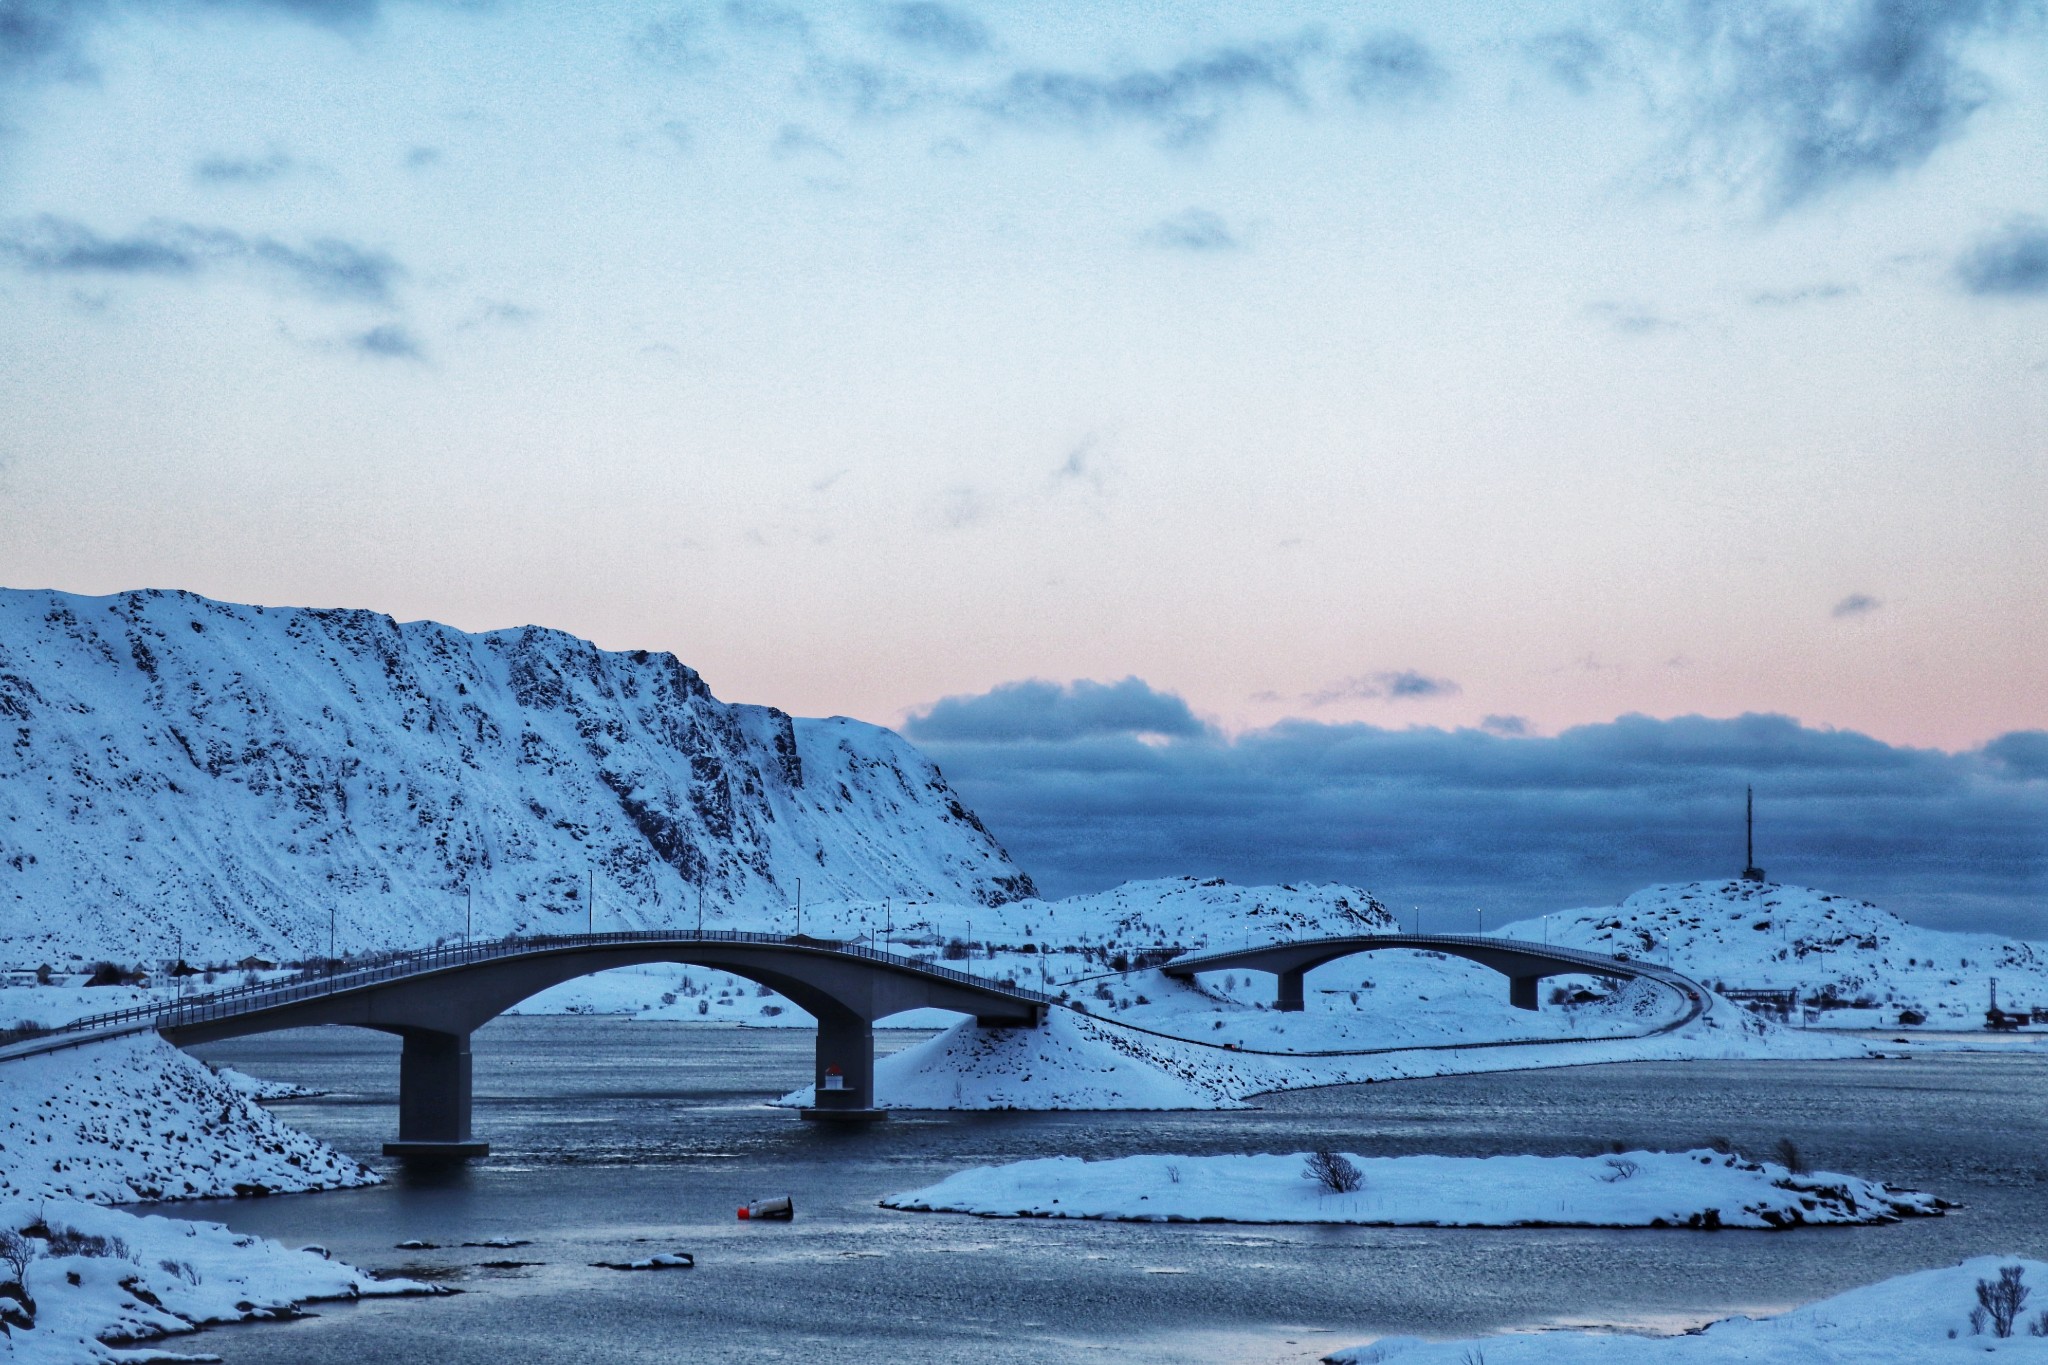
[1741,785,1767,883]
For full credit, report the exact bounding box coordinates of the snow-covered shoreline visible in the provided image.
[0,1033,376,1204]
[881,1149,1947,1229]
[1326,1257,2048,1362]
[773,986,1864,1112]
[0,1033,433,1363]
[2,1196,441,1364]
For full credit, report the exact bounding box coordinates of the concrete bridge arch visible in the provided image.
[1161,933,1686,1015]
[141,932,1048,1155]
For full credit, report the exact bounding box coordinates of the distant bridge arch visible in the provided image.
[1161,933,1701,1017]
[56,931,1050,1155]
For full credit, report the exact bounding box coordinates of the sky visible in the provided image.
[0,1,2043,927]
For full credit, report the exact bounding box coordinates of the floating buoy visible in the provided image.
[738,1195,794,1221]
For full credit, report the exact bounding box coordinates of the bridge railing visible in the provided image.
[38,929,1057,1040]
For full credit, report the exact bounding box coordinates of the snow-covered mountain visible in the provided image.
[0,588,1034,964]
[1510,880,2048,1025]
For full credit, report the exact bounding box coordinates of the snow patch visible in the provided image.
[882,1149,1947,1228]
[1327,1257,2048,1362]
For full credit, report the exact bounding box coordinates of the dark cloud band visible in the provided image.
[910,678,2048,935]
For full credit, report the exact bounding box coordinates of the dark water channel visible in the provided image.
[175,1018,2048,1363]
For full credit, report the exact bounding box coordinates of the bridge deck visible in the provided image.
[35,929,1054,1044]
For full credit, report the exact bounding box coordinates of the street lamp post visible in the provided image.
[795,877,803,936]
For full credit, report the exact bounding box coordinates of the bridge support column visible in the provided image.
[801,1013,884,1123]
[1275,968,1306,1013]
[1509,976,1541,1012]
[384,1029,490,1158]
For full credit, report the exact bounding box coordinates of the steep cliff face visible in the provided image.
[0,588,1035,962]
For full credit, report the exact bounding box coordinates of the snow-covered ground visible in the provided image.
[0,1034,375,1203]
[1509,880,2048,1028]
[776,980,1861,1112]
[881,1148,1946,1228]
[1326,1257,2048,1363]
[2,1197,439,1365]
[0,1035,438,1364]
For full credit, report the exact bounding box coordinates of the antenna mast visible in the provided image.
[1742,785,1767,883]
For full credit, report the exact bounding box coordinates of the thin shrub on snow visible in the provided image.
[1305,1150,1364,1194]
[1976,1264,2031,1338]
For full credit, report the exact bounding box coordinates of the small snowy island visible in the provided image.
[881,1149,1946,1230]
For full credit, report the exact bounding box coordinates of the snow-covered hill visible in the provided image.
[0,587,1034,964]
[0,1033,376,1203]
[1508,880,2048,1026]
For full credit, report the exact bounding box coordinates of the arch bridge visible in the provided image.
[54,931,1051,1156]
[1161,932,1701,1016]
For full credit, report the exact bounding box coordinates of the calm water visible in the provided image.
[172,1018,2048,1363]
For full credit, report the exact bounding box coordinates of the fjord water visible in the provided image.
[180,1019,2048,1363]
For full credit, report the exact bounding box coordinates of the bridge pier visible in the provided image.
[801,1013,884,1123]
[1509,976,1542,1012]
[1275,968,1306,1013]
[384,1029,490,1158]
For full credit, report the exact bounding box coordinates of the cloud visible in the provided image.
[193,151,294,185]
[1343,31,1446,105]
[910,690,2048,932]
[932,484,984,529]
[1528,29,1608,93]
[1306,670,1461,705]
[1050,437,1111,495]
[1588,299,1684,334]
[1956,217,2048,297]
[459,300,533,329]
[1481,714,1532,736]
[0,215,402,302]
[0,216,196,275]
[351,322,421,359]
[880,2,989,60]
[723,1,811,44]
[2,0,397,90]
[771,123,843,159]
[1831,592,1882,618]
[975,35,1321,146]
[1646,0,2035,209]
[1750,282,1856,307]
[905,677,1209,744]
[1141,208,1242,252]
[1983,731,2048,781]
